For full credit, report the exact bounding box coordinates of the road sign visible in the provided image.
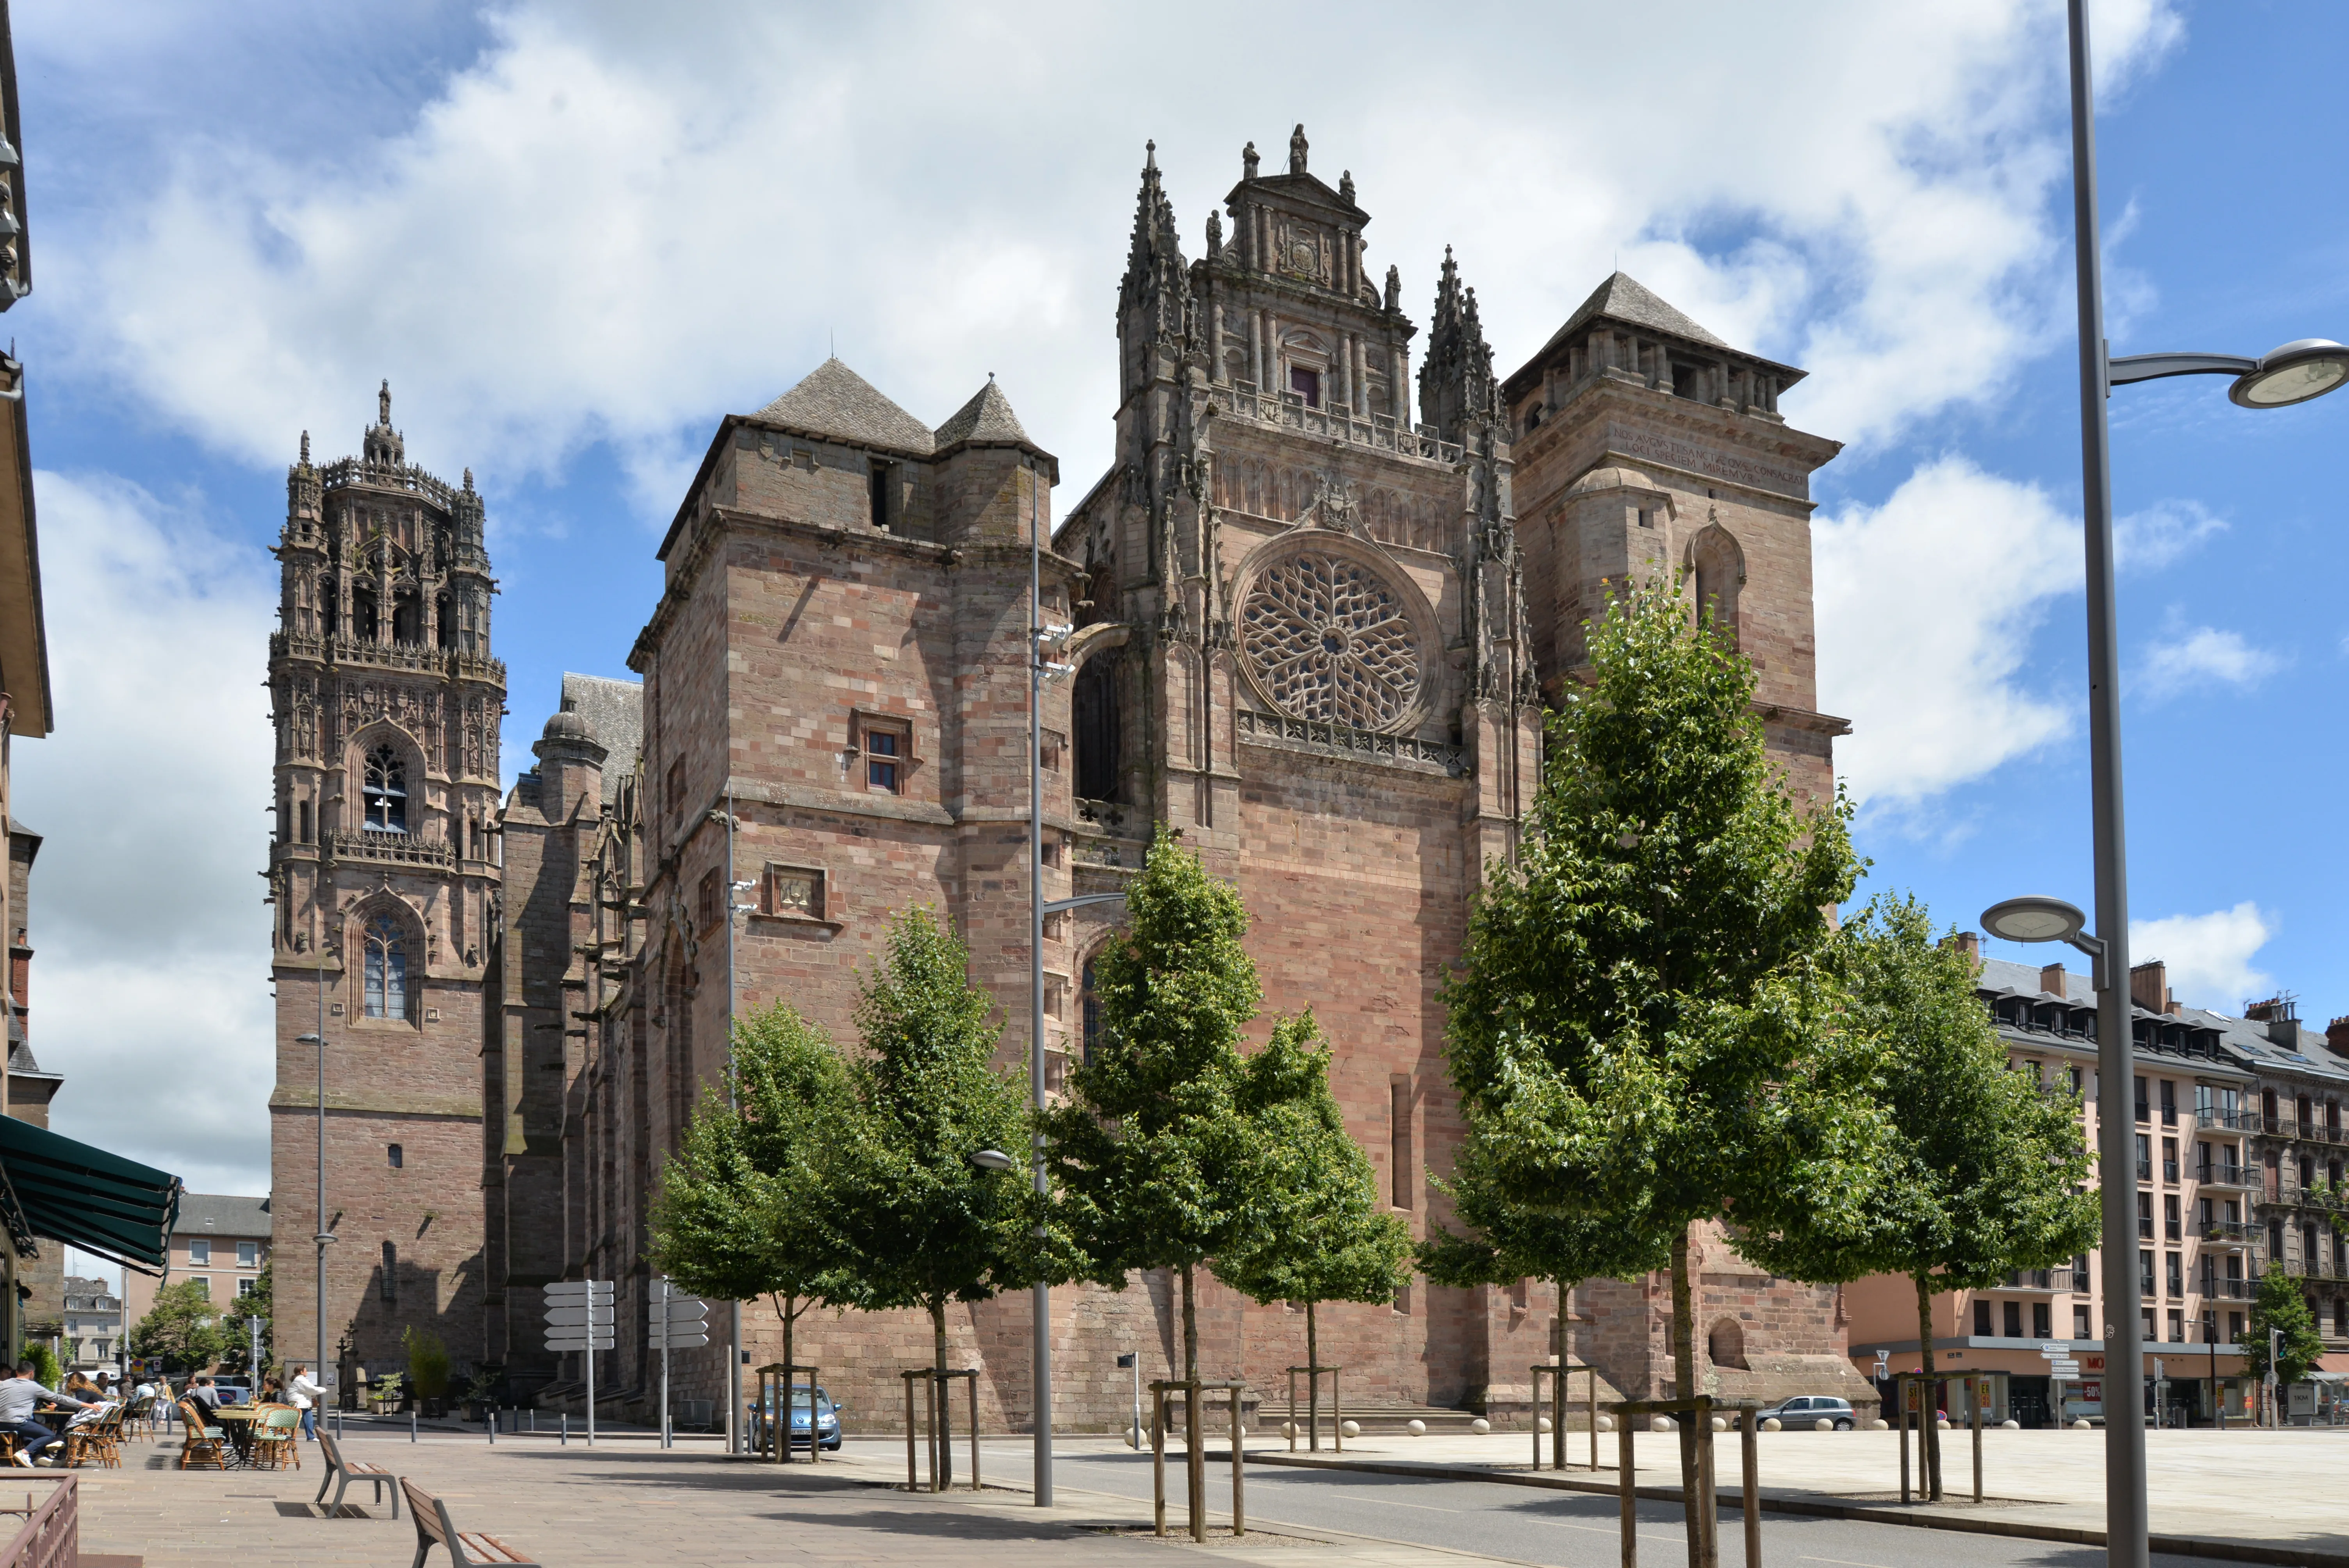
[651,1291,709,1351]
[545,1305,617,1327]
[545,1281,613,1302]
[2039,1342,2071,1358]
[2049,1361,2082,1376]
[544,1331,615,1352]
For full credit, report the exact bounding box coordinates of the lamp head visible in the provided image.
[1980,895,2089,945]
[2231,339,2349,408]
[969,1147,1016,1172]
[296,1033,323,1044]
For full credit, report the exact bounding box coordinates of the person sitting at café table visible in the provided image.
[0,1362,89,1468]
[186,1376,224,1416]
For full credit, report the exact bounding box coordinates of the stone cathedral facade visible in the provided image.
[266,387,504,1381]
[274,129,1875,1422]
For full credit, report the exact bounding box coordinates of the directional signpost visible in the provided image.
[2042,1342,2078,1422]
[545,1280,615,1447]
[650,1278,710,1449]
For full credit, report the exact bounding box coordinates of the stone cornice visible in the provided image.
[269,1086,483,1120]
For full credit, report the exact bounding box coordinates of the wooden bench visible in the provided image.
[401,1478,540,1568]
[314,1428,398,1516]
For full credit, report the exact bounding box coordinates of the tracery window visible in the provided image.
[363,746,408,834]
[363,915,408,1020]
[1239,549,1422,732]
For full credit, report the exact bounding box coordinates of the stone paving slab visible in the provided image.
[1251,1425,2349,1563]
[68,1428,1523,1568]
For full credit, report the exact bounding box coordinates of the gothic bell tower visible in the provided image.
[267,384,501,1378]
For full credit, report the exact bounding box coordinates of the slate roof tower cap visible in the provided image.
[1502,271,1805,397]
[933,378,1030,448]
[754,357,936,457]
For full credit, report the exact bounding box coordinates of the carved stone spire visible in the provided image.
[299,429,310,466]
[1418,245,1500,442]
[1288,123,1308,175]
[1118,139,1191,388]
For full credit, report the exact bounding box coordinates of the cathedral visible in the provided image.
[270,127,1875,1423]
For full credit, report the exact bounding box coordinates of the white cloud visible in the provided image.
[10,473,278,1194]
[1814,456,2078,806]
[2132,902,2276,1013]
[2139,621,2284,700]
[2114,499,2226,572]
[39,0,2186,515]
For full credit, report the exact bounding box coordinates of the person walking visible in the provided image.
[0,1362,88,1467]
[288,1365,325,1441]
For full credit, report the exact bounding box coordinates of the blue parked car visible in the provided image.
[749,1386,843,1452]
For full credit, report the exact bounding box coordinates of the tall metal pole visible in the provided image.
[2066,5,2147,1563]
[1028,460,1053,1506]
[316,916,330,1406]
[724,794,743,1455]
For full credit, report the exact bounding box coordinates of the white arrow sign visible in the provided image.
[545,1305,617,1327]
[545,1329,615,1348]
[545,1281,614,1301]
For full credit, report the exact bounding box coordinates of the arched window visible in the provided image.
[363,916,408,1019]
[1073,654,1121,802]
[1688,527,1744,650]
[363,746,407,833]
[1707,1317,1748,1370]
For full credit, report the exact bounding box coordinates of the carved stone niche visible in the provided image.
[1274,217,1332,287]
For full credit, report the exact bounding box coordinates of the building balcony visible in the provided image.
[2279,1257,2343,1281]
[2000,1268,2063,1295]
[2203,1276,2255,1301]
[2196,1163,2256,1191]
[268,629,505,686]
[2199,1221,2256,1249]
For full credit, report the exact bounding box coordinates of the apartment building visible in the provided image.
[59,1276,120,1372]
[121,1194,271,1332]
[1846,952,2282,1427]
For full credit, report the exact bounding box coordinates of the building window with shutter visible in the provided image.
[863,721,909,794]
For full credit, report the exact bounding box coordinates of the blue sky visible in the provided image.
[8,1,2347,1209]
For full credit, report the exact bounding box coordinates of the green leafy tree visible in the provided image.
[2242,1267,2326,1416]
[1041,824,1267,1382]
[1740,893,2096,1497]
[1439,574,1885,1508]
[648,1003,858,1408]
[22,1343,59,1390]
[128,1279,226,1374]
[829,908,1041,1486]
[221,1265,274,1380]
[1212,1012,1415,1421]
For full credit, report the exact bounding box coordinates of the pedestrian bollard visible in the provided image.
[411,1410,418,1443]
[561,1414,569,1446]
[488,1410,496,1445]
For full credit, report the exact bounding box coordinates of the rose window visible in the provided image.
[1240,550,1422,731]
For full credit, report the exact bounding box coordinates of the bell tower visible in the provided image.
[267,385,501,1381]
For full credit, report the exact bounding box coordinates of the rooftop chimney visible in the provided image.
[2040,962,2068,999]
[2130,960,2170,1015]
[2328,1017,2349,1057]
[1954,931,1981,969]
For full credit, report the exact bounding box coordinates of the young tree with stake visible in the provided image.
[1212,1012,1413,1439]
[1440,575,1889,1516]
[1739,893,2096,1498]
[647,1002,859,1438]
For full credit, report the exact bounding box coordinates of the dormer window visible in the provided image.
[363,746,408,834]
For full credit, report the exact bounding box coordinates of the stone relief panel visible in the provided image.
[1213,456,1450,554]
[1235,535,1435,735]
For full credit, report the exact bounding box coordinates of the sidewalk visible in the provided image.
[1249,1424,2349,1564]
[73,1426,1520,1568]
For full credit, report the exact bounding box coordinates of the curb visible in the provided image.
[1245,1452,2348,1568]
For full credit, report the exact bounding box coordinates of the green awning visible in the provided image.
[0,1114,182,1274]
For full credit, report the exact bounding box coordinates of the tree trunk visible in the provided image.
[1181,1263,1199,1379]
[1670,1226,1699,1568]
[1306,1299,1320,1451]
[1181,1262,1203,1534]
[1913,1272,1941,1500]
[931,1298,951,1490]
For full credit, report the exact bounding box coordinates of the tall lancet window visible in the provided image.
[364,916,408,1020]
[363,746,408,833]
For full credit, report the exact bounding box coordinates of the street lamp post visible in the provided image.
[712,800,757,1455]
[1999,10,2349,1556]
[297,1010,333,1407]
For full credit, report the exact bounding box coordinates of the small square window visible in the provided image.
[239,1278,257,1298]
[237,1240,258,1267]
[188,1239,211,1266]
[765,866,825,921]
[189,1276,210,1299]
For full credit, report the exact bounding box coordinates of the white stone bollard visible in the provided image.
[1406,1419,1428,1436]
[1126,1428,1142,1448]
[2072,1418,2093,1430]
[1814,1418,1834,1432]
[1595,1414,1614,1433]
[1870,1418,1890,1430]
[1340,1420,1361,1438]
[2000,1419,2020,1429]
[1710,1416,1728,1432]
[1281,1420,1298,1438]
[1470,1418,1491,1434]
[1760,1417,1781,1432]
[1537,1415,1553,1433]
[1935,1417,1950,1429]
[1651,1415,1677,1433]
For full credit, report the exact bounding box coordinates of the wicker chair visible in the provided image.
[120,1395,155,1442]
[62,1407,124,1470]
[176,1400,226,1470]
[250,1406,301,1470]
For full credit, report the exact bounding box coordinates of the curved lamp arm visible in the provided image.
[2107,352,2256,387]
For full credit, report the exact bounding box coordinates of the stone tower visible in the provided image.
[267,385,500,1381]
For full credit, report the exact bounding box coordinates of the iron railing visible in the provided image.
[0,1477,75,1568]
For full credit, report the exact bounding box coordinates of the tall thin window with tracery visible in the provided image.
[363,746,408,833]
[364,916,408,1019]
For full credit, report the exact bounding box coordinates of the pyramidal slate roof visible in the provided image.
[755,357,936,455]
[1561,272,1728,348]
[933,379,1029,447]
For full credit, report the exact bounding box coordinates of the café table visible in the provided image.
[209,1406,260,1468]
